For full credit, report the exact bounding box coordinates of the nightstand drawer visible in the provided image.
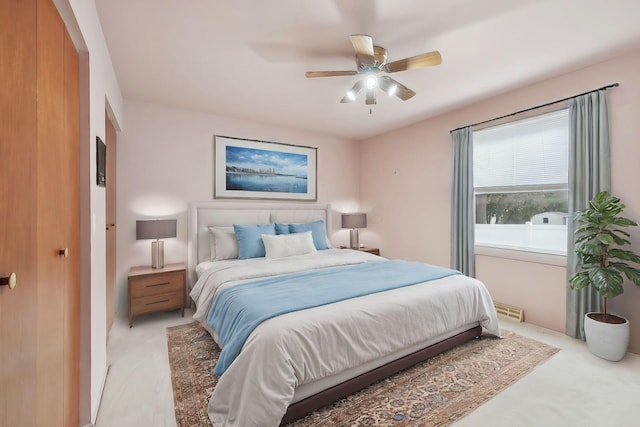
[129,271,184,298]
[128,263,187,327]
[130,291,184,316]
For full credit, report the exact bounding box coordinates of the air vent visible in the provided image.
[494,302,524,322]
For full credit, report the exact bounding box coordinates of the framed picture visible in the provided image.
[214,135,317,201]
[96,136,106,187]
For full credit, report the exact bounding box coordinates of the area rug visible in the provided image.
[167,322,558,427]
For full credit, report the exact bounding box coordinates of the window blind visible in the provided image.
[473,109,568,190]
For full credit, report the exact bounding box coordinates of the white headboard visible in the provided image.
[187,201,331,285]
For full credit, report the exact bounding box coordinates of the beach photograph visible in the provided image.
[225,145,308,193]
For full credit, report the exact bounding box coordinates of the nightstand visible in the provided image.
[357,247,380,256]
[341,247,380,256]
[128,262,186,327]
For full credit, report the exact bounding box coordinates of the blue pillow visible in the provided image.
[274,223,291,235]
[233,224,276,259]
[289,220,330,250]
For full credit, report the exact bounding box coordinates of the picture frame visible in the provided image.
[214,135,317,201]
[96,136,106,187]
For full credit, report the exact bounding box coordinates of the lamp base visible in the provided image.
[349,229,359,249]
[151,240,164,269]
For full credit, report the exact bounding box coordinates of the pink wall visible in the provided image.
[116,100,362,319]
[475,250,566,331]
[360,48,640,354]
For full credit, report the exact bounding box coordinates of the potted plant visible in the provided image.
[569,191,640,361]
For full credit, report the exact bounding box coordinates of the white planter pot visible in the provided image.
[583,312,629,362]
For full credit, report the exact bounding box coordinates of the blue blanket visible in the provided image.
[208,260,460,376]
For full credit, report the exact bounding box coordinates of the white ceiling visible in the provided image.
[95,0,640,140]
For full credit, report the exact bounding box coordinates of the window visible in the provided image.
[473,109,569,254]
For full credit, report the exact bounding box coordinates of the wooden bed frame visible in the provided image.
[281,325,482,424]
[188,201,484,424]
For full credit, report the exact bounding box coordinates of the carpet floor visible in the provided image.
[167,322,558,427]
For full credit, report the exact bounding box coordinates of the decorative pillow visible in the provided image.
[262,231,316,259]
[233,223,276,259]
[289,220,330,250]
[208,226,238,260]
[274,223,291,235]
[208,227,217,260]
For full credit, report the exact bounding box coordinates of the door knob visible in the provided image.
[1,272,17,289]
[59,248,69,257]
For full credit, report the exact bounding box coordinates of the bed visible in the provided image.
[187,202,500,427]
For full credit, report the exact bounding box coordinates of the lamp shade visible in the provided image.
[341,213,367,229]
[136,219,177,240]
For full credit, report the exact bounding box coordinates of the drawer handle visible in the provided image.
[146,281,170,288]
[146,299,170,306]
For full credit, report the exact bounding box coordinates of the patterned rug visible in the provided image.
[167,322,558,427]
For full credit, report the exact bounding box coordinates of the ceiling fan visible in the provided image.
[305,34,442,105]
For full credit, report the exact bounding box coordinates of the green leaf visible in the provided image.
[611,217,638,227]
[578,241,606,256]
[576,254,600,267]
[609,233,631,246]
[569,271,592,290]
[589,268,624,298]
[610,228,631,238]
[616,265,640,287]
[609,249,640,264]
[596,233,615,245]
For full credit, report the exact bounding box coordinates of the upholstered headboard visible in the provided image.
[187,201,331,285]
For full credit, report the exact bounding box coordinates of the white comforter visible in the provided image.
[190,249,500,427]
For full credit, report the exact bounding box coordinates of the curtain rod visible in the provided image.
[449,82,619,134]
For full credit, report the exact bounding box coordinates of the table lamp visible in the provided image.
[136,219,177,268]
[341,213,367,249]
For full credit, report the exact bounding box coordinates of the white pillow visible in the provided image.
[208,226,238,260]
[262,231,317,259]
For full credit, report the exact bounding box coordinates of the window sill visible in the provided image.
[475,244,567,267]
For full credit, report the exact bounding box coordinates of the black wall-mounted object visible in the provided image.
[96,136,106,187]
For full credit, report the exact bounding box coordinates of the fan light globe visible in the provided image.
[366,76,377,88]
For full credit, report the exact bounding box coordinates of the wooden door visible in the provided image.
[0,0,39,425]
[36,0,80,425]
[61,9,81,425]
[0,1,80,425]
[106,111,117,333]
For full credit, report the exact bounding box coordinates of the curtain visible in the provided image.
[451,127,475,277]
[566,90,611,339]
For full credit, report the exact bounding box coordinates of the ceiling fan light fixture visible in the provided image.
[305,35,441,105]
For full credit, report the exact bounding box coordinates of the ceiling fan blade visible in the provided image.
[350,34,375,64]
[340,80,365,103]
[384,51,442,73]
[305,70,358,78]
[378,76,416,101]
[365,87,376,105]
